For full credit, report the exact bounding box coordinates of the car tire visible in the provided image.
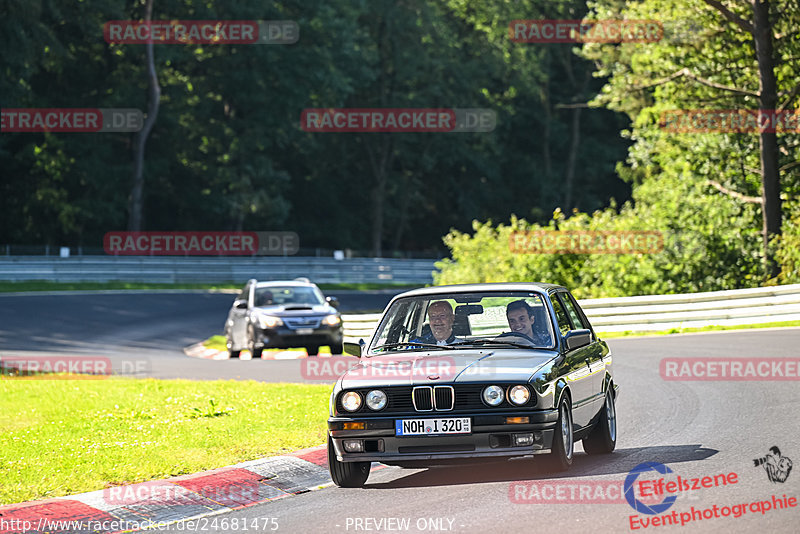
[330,343,344,355]
[226,333,240,359]
[542,395,574,472]
[582,388,617,455]
[247,327,263,359]
[328,436,370,488]
[306,345,319,357]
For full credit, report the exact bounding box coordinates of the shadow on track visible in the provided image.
[364,444,718,489]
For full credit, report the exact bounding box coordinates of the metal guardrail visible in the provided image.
[0,256,438,285]
[341,284,800,342]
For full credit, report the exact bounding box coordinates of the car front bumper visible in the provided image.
[328,409,559,463]
[253,324,343,349]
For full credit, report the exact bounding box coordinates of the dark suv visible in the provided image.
[224,278,343,357]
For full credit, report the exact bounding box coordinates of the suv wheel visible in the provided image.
[306,345,319,357]
[226,331,240,359]
[247,327,263,359]
[330,343,344,355]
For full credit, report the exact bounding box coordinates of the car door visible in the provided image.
[559,291,606,413]
[551,292,595,429]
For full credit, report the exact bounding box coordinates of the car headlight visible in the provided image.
[257,315,283,329]
[482,385,505,406]
[365,390,387,411]
[508,385,530,405]
[341,391,362,412]
[322,314,341,326]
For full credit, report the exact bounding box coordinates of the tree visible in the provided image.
[582,0,800,278]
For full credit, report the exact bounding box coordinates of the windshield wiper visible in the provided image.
[449,339,537,350]
[370,342,457,353]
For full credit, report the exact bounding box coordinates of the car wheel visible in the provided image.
[543,395,574,472]
[330,343,344,355]
[582,388,617,455]
[328,436,370,488]
[306,345,319,357]
[226,333,240,359]
[247,327,263,359]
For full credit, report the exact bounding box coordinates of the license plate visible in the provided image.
[295,328,313,335]
[395,418,471,436]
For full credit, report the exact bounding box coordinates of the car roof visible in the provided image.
[395,282,566,299]
[253,281,318,288]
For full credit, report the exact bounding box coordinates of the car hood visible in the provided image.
[339,349,558,389]
[254,304,333,315]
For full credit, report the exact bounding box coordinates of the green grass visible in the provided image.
[597,320,800,339]
[0,281,421,293]
[0,378,331,505]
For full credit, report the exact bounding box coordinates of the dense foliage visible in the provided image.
[1,0,629,256]
[436,0,800,294]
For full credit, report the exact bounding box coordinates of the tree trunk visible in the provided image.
[752,0,781,277]
[128,0,161,231]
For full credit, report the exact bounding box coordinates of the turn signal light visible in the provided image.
[343,422,366,430]
[505,417,530,424]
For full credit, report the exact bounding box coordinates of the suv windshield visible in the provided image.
[369,292,555,355]
[254,285,323,307]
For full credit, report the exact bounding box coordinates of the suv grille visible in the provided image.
[285,317,321,329]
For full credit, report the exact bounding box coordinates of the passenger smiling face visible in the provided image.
[506,301,534,339]
[428,301,455,341]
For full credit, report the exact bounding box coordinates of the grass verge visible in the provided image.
[0,378,330,505]
[597,320,800,339]
[0,281,421,293]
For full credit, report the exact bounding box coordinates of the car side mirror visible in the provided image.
[234,299,248,310]
[563,329,592,350]
[344,339,366,358]
[326,296,340,308]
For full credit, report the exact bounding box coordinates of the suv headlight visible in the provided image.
[482,385,505,406]
[257,315,283,329]
[322,314,341,326]
[341,391,362,412]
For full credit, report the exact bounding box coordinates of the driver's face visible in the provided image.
[507,309,534,338]
[428,302,454,341]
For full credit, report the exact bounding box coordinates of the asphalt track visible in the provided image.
[166,329,800,534]
[1,292,799,532]
[0,290,401,381]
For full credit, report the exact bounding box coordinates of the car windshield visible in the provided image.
[369,291,555,355]
[254,285,323,307]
